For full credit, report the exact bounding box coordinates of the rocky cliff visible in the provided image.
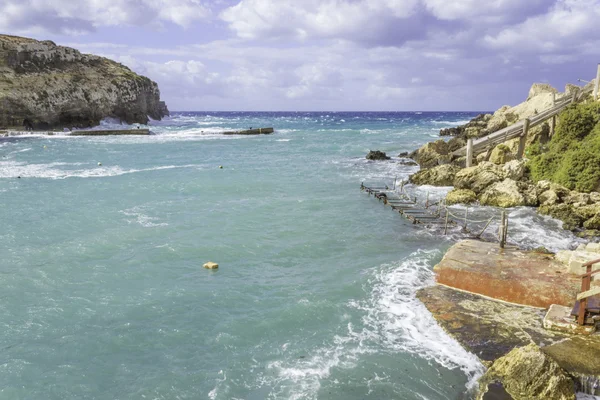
[0,34,169,129]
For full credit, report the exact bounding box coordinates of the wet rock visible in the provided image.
[366,150,390,161]
[454,162,505,194]
[584,214,600,230]
[397,151,409,157]
[417,284,567,363]
[409,164,458,186]
[490,144,514,165]
[479,179,525,208]
[538,204,584,231]
[409,139,450,169]
[445,188,477,205]
[477,344,576,400]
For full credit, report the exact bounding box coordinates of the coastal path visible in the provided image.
[453,84,596,165]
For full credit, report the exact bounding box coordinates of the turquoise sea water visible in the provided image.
[0,112,580,400]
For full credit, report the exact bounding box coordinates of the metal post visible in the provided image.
[466,138,474,168]
[426,191,430,208]
[464,207,468,229]
[517,119,529,159]
[393,177,397,190]
[400,180,404,193]
[444,208,449,235]
[594,64,600,101]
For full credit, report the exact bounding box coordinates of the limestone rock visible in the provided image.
[489,144,514,165]
[528,83,559,100]
[584,214,600,230]
[522,184,540,207]
[0,34,168,129]
[479,179,525,208]
[590,192,600,203]
[409,164,458,186]
[454,162,505,194]
[573,204,600,220]
[366,150,390,161]
[445,189,477,205]
[563,192,590,206]
[502,160,525,181]
[477,344,575,400]
[203,262,219,269]
[536,180,571,199]
[409,140,450,169]
[539,190,560,206]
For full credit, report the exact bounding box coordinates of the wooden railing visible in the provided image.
[454,84,595,164]
[577,258,600,325]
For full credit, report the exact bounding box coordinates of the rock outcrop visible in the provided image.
[477,344,576,400]
[0,34,169,129]
[365,150,390,160]
[409,164,458,186]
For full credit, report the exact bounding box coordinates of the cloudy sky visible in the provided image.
[1,0,599,111]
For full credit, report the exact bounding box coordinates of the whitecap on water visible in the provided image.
[0,160,201,179]
[120,206,168,228]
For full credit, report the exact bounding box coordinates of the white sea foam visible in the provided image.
[0,160,201,179]
[120,207,168,228]
[263,251,484,400]
[431,119,471,126]
[356,250,485,388]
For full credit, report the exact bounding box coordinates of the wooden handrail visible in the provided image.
[578,268,600,279]
[583,258,600,267]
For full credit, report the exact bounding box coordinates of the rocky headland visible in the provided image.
[0,34,169,130]
[408,81,600,237]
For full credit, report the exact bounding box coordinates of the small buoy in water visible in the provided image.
[204,261,219,270]
[98,162,102,166]
[17,176,21,179]
[219,165,223,169]
[43,145,47,149]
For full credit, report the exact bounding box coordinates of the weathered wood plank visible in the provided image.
[577,287,600,301]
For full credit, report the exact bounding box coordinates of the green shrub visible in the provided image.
[529,102,600,192]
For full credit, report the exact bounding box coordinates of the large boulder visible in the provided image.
[489,144,514,165]
[502,159,526,181]
[453,162,505,194]
[445,189,477,205]
[477,344,575,400]
[527,83,559,100]
[366,150,390,160]
[409,140,450,169]
[409,164,458,186]
[479,179,526,208]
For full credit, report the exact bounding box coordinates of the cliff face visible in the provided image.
[0,34,169,129]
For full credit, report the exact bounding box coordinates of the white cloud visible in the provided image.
[0,0,211,34]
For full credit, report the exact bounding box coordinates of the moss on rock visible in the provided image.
[445,189,477,205]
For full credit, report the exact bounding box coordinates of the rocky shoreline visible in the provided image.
[364,79,600,398]
[406,82,600,238]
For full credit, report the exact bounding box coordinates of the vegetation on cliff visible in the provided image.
[0,34,169,129]
[529,103,600,193]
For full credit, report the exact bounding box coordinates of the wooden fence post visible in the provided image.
[595,63,600,101]
[517,119,530,159]
[551,93,556,137]
[466,138,474,168]
[444,208,449,235]
[499,211,507,248]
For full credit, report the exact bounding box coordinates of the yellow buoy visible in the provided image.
[204,262,219,270]
[219,166,223,169]
[98,162,102,166]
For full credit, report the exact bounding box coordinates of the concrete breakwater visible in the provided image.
[70,129,150,136]
[222,127,274,135]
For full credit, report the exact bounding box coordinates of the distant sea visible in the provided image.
[0,112,580,399]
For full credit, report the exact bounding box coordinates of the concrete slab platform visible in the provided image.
[543,304,596,335]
